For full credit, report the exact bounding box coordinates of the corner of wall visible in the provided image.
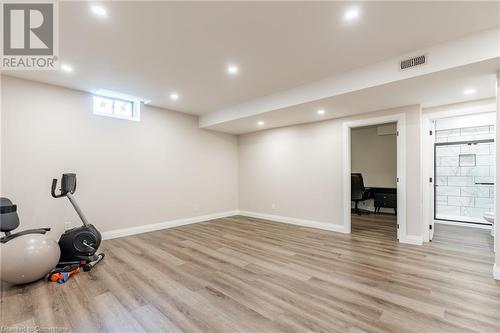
[494,264,500,280]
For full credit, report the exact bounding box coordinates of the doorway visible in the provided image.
[434,139,494,224]
[423,110,496,241]
[350,122,398,239]
[342,113,406,241]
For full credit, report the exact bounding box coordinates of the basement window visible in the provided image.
[93,90,141,121]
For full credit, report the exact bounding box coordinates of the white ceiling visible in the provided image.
[206,59,499,134]
[5,1,500,115]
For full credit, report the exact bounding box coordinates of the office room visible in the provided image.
[351,122,398,238]
[1,1,500,333]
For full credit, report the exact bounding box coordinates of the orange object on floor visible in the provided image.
[49,268,80,283]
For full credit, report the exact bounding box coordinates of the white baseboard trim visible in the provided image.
[400,235,423,245]
[494,264,500,280]
[238,210,349,234]
[102,209,419,244]
[101,210,239,240]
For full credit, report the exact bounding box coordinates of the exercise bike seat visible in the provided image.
[0,197,51,243]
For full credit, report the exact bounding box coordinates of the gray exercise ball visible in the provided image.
[1,234,60,284]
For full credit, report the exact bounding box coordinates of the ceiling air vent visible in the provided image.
[399,54,427,71]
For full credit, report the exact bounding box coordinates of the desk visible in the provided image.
[367,187,397,215]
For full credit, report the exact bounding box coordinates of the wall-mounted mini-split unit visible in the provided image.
[399,54,427,71]
[377,124,397,136]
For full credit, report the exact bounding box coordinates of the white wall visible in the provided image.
[351,124,397,188]
[239,105,422,237]
[0,76,239,236]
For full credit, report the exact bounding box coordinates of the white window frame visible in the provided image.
[92,90,141,122]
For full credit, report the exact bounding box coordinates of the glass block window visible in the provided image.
[93,94,140,121]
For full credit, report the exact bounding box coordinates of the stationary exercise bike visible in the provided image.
[51,173,104,271]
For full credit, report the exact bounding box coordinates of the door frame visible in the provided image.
[421,104,496,242]
[434,139,494,225]
[342,113,406,241]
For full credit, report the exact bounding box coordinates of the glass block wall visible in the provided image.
[435,125,495,143]
[435,125,495,224]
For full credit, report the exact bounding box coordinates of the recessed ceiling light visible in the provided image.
[91,5,107,17]
[317,109,325,115]
[463,88,476,95]
[60,64,73,73]
[257,121,264,126]
[344,8,360,21]
[227,65,239,75]
[170,92,179,101]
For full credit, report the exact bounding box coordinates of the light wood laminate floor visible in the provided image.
[1,214,499,333]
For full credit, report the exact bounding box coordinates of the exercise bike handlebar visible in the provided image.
[51,174,77,198]
[51,179,64,198]
[51,174,90,227]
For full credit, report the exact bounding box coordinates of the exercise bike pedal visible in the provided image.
[83,253,105,272]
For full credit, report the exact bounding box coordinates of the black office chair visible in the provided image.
[351,173,370,215]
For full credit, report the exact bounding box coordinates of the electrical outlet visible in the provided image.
[64,221,72,230]
[271,203,276,210]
